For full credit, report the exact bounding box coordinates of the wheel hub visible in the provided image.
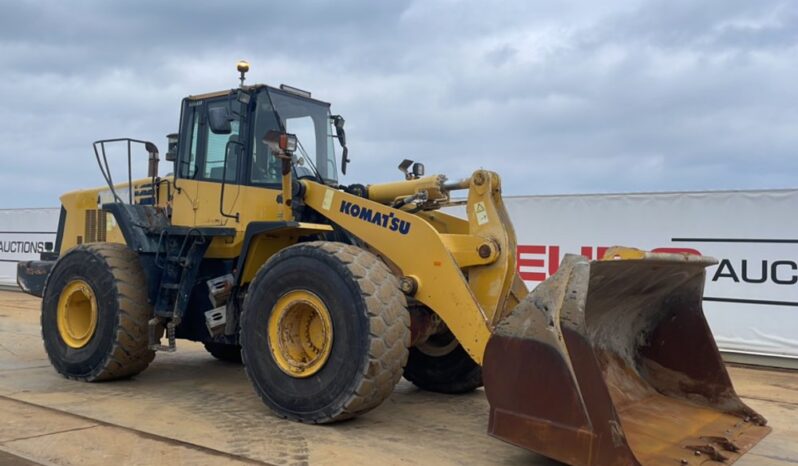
[416,330,459,357]
[268,290,333,378]
[57,279,98,349]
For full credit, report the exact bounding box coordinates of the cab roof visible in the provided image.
[186,84,331,107]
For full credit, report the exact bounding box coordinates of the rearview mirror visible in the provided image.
[165,133,178,162]
[208,107,232,134]
[332,115,346,146]
[331,115,350,175]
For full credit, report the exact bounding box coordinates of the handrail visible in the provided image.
[92,138,159,204]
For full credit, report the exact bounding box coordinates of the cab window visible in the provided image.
[178,105,200,179]
[250,99,281,185]
[201,102,240,182]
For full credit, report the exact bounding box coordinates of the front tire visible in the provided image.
[41,243,155,381]
[241,241,410,423]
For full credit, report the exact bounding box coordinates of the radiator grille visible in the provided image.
[84,209,107,243]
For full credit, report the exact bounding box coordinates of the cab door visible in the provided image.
[193,98,243,226]
[170,100,202,227]
[171,97,244,228]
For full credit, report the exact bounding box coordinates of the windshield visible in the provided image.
[251,88,338,185]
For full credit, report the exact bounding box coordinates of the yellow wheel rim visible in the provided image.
[57,279,98,349]
[267,290,333,378]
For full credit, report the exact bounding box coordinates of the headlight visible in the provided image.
[263,130,298,155]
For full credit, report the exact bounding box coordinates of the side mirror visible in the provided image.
[165,133,178,162]
[340,147,350,175]
[208,107,232,134]
[331,115,351,175]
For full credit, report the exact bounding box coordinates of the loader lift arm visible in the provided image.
[301,170,519,363]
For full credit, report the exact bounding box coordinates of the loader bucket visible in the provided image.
[483,252,771,466]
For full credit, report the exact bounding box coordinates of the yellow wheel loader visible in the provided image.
[17,63,770,465]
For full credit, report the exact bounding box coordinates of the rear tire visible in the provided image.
[41,243,155,382]
[241,241,410,423]
[203,342,242,363]
[404,330,483,394]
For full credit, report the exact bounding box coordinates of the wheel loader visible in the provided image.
[17,62,770,465]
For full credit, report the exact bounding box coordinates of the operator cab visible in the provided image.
[170,84,340,190]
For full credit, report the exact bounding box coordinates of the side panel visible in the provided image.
[59,189,106,252]
[171,178,197,227]
[170,181,284,259]
[193,180,241,227]
[235,222,334,285]
[58,179,173,254]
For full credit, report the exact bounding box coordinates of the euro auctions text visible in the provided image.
[517,244,797,286]
[0,240,49,254]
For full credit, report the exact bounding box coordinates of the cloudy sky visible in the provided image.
[1,0,796,207]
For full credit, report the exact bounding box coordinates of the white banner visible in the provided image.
[501,189,798,361]
[0,208,60,287]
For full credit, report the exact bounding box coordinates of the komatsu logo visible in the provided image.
[339,201,411,235]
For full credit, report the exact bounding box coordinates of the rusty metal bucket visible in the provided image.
[483,252,771,466]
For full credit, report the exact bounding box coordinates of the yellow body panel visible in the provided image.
[238,222,333,284]
[169,179,332,278]
[418,210,470,234]
[171,180,283,259]
[59,177,172,251]
[170,178,197,226]
[60,189,105,251]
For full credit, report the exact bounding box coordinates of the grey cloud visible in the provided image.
[0,0,796,207]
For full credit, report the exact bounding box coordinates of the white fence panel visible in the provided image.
[501,189,798,362]
[0,208,60,287]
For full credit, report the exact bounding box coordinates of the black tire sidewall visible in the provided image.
[42,246,121,379]
[204,342,242,363]
[405,342,483,394]
[241,246,371,420]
